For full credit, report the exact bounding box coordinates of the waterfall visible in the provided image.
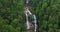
[24,7,32,29]
[26,0,30,4]
[33,15,37,32]
[24,0,37,32]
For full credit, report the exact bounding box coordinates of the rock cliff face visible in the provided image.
[26,22,34,32]
[27,30,34,32]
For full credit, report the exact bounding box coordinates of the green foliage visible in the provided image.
[0,0,26,32]
[0,0,60,32]
[31,0,60,32]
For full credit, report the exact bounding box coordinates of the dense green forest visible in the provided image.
[0,0,60,32]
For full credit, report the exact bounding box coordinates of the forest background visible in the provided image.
[0,0,60,32]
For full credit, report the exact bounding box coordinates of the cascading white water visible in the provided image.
[33,15,37,32]
[26,0,29,4]
[24,0,37,32]
[24,7,32,29]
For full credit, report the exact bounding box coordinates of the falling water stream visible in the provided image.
[24,0,37,32]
